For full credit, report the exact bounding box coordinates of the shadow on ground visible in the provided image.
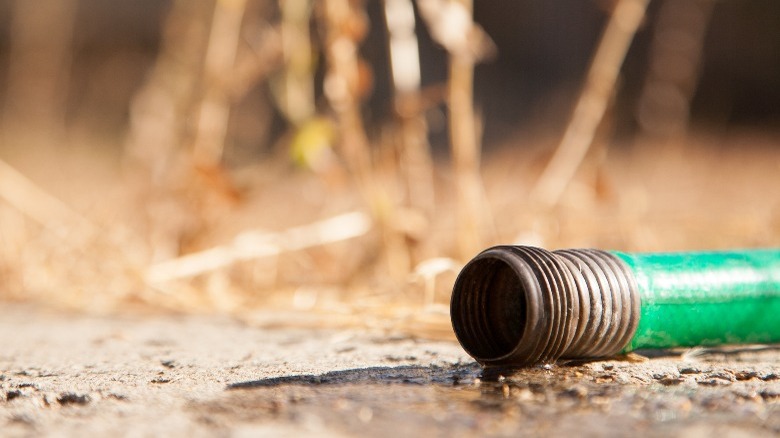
[208,349,780,437]
[227,363,483,389]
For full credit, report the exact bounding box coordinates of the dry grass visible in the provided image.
[0,129,778,326]
[0,1,778,338]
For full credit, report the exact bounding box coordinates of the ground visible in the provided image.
[1,304,778,437]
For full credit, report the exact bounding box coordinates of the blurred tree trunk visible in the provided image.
[3,0,77,145]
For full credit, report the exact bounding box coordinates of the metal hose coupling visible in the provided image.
[450,246,640,367]
[451,246,780,367]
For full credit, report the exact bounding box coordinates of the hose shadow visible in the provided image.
[227,362,482,390]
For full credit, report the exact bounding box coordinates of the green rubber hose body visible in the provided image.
[449,246,780,367]
[614,249,780,352]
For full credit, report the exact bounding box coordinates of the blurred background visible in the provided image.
[0,0,778,323]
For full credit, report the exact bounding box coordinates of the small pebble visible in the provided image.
[734,371,758,381]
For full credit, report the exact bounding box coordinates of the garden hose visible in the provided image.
[450,246,780,367]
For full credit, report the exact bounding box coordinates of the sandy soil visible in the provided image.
[1,304,778,437]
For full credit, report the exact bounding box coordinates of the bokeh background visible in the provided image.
[0,0,778,322]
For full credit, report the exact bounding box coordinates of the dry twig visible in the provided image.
[192,0,249,167]
[418,0,495,259]
[0,159,94,239]
[636,0,714,141]
[273,0,316,125]
[320,0,413,277]
[384,0,435,222]
[2,0,76,141]
[145,211,371,284]
[530,0,650,208]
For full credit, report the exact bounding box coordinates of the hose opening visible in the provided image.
[450,250,530,362]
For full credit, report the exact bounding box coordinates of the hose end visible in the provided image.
[450,245,640,367]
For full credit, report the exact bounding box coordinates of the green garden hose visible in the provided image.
[450,246,780,367]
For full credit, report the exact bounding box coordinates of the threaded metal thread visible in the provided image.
[450,246,641,367]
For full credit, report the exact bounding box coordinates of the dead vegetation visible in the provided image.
[0,0,778,323]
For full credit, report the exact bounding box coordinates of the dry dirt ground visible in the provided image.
[1,304,778,437]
